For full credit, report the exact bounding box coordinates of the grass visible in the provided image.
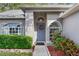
[0,52,32,56]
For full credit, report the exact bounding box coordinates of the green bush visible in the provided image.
[0,35,32,49]
[53,32,78,56]
[53,36,65,50]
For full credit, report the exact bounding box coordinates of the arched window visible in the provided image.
[1,23,22,35]
[49,21,62,41]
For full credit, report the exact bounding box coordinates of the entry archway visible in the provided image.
[49,20,62,41]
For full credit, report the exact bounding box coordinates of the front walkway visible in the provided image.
[33,45,50,56]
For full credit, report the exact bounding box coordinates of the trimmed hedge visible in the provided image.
[0,35,32,49]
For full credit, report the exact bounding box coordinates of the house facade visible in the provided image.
[0,3,76,45]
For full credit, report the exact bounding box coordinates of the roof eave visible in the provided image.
[59,4,79,18]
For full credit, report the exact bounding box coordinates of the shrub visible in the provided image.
[0,35,32,49]
[53,36,65,50]
[61,39,77,56]
[53,32,78,56]
[53,32,64,50]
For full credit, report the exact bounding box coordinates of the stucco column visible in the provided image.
[25,11,35,45]
[46,23,50,44]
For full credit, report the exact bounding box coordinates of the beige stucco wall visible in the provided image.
[25,11,35,45]
[47,13,59,20]
[63,11,79,44]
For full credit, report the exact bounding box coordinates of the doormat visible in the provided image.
[36,42,45,45]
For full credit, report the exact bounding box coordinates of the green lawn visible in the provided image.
[0,52,32,56]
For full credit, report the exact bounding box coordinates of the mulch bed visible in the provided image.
[47,46,65,56]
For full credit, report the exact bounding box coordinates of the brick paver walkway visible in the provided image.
[33,45,49,56]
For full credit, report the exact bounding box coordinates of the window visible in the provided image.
[49,21,62,41]
[0,23,23,35]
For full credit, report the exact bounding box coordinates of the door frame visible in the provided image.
[36,16,46,43]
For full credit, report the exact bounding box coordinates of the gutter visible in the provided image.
[59,4,79,18]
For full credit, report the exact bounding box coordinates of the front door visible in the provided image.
[37,24,45,41]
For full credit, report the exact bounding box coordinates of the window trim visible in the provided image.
[0,23,23,35]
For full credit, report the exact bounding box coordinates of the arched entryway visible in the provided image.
[49,20,62,41]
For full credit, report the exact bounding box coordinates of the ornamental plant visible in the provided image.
[53,32,78,56]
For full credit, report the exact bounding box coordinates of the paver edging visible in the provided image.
[0,49,32,53]
[45,45,51,56]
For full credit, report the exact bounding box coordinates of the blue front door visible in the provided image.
[37,24,45,41]
[37,29,45,41]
